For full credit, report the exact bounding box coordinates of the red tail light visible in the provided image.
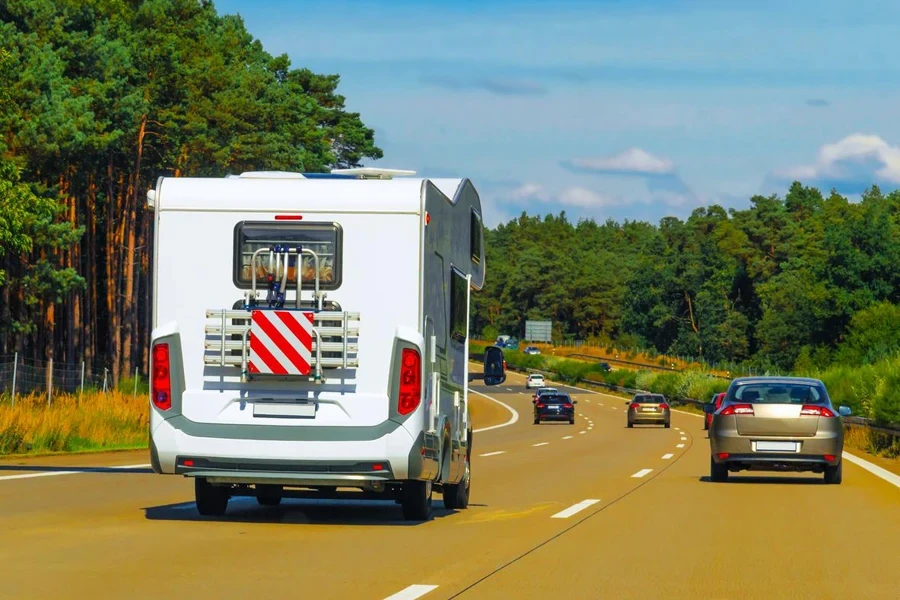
[800,405,836,417]
[824,454,836,462]
[720,403,754,416]
[536,403,545,409]
[659,403,669,410]
[151,343,172,411]
[717,453,730,459]
[397,348,421,415]
[630,403,640,410]
[563,403,573,409]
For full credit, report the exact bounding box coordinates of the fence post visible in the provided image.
[80,361,85,395]
[47,358,53,406]
[103,368,108,393]
[133,366,138,396]
[11,351,17,407]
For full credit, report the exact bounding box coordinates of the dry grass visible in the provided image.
[0,391,148,456]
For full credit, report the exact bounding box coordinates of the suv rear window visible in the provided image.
[732,383,823,404]
[234,221,342,290]
[542,395,570,403]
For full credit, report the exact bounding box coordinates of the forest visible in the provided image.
[0,0,381,383]
[473,183,900,374]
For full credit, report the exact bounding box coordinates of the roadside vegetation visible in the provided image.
[0,391,147,456]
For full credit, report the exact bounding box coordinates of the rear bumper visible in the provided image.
[150,411,435,485]
[712,453,840,472]
[710,423,842,460]
[536,411,574,421]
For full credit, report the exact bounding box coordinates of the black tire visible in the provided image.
[401,480,433,521]
[703,419,709,431]
[664,421,671,429]
[256,485,283,506]
[710,457,729,483]
[443,457,470,510]
[824,461,843,485]
[569,419,575,425]
[534,418,540,425]
[195,478,229,516]
[627,421,633,428]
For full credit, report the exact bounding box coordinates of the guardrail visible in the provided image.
[567,353,732,380]
[471,354,900,438]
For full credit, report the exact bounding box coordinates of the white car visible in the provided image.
[526,373,546,389]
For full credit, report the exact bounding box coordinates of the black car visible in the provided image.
[533,393,577,425]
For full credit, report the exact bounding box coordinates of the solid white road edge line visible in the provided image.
[479,451,506,457]
[0,463,151,482]
[533,442,549,447]
[631,469,653,478]
[662,453,674,460]
[551,499,601,519]
[383,584,439,600]
[843,451,900,490]
[471,390,520,433]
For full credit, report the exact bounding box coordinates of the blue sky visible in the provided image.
[215,0,900,227]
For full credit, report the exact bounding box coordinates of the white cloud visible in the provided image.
[508,183,617,208]
[567,148,676,176]
[776,134,900,186]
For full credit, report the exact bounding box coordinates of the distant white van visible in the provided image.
[147,168,506,520]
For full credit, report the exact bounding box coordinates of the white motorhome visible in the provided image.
[147,168,506,521]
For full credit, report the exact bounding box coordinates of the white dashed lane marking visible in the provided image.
[631,469,653,478]
[676,444,685,448]
[562,435,574,440]
[662,453,674,460]
[533,442,549,447]
[383,585,438,600]
[479,451,506,457]
[551,499,601,519]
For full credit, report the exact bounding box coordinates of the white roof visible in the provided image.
[155,174,465,213]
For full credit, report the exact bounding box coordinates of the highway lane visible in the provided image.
[0,371,898,599]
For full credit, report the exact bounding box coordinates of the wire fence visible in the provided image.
[0,353,145,406]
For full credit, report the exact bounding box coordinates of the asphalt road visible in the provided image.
[1,370,898,599]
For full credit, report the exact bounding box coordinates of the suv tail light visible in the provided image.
[720,403,754,416]
[659,403,669,410]
[563,403,573,409]
[630,403,640,410]
[535,403,545,409]
[397,348,421,415]
[800,405,836,417]
[151,343,172,411]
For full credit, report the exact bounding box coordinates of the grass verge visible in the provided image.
[0,391,148,456]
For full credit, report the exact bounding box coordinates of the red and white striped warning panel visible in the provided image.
[248,310,314,376]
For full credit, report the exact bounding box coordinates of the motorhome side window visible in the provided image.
[449,269,468,343]
[233,221,342,290]
[470,210,482,264]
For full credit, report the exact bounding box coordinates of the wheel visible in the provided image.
[256,485,283,506]
[627,421,633,428]
[824,461,842,484]
[401,480,433,521]
[195,478,229,516]
[569,419,575,425]
[664,421,671,429]
[703,418,709,431]
[710,456,729,482]
[533,419,540,425]
[443,456,470,509]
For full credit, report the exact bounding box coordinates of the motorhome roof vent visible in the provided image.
[329,167,416,180]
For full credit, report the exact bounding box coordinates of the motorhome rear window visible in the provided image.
[470,210,482,264]
[233,221,342,290]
